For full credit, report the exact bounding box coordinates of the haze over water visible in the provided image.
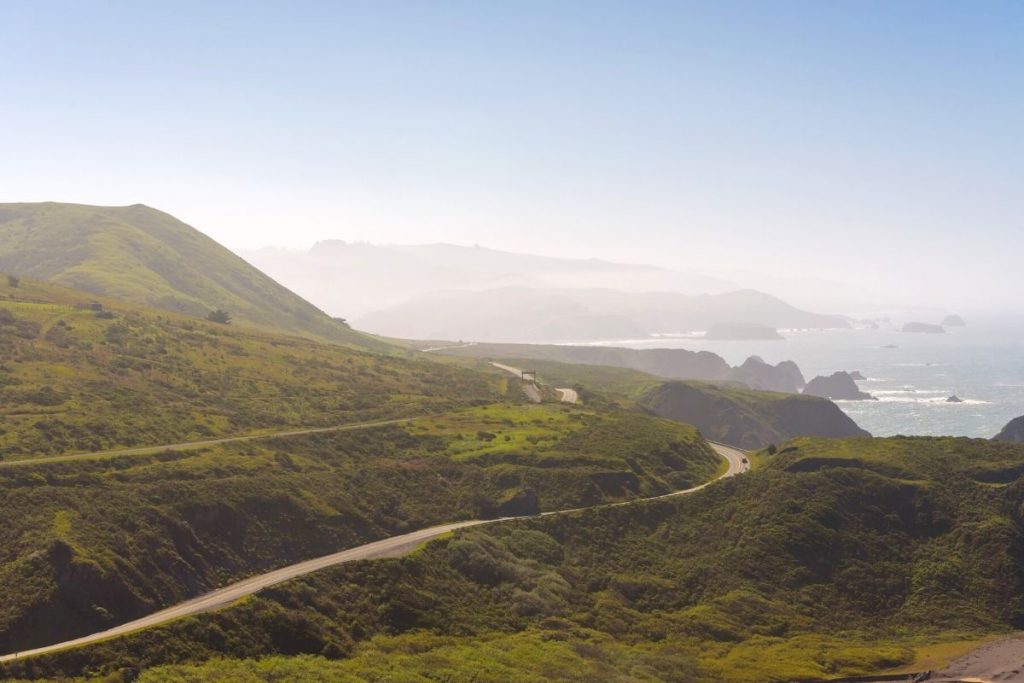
[586,321,1024,439]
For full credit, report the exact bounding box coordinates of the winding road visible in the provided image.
[0,440,747,663]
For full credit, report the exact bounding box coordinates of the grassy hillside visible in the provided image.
[638,380,870,449]
[0,398,719,656]
[0,277,505,461]
[10,436,1024,682]
[0,203,387,349]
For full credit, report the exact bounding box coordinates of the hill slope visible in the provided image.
[0,277,498,460]
[11,435,1024,682]
[0,203,386,349]
[0,276,724,655]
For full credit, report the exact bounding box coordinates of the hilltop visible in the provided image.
[0,203,387,350]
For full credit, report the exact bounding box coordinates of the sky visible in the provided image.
[1,1,1022,312]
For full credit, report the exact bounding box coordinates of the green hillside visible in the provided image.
[0,277,499,461]
[0,278,722,657]
[0,203,387,349]
[0,405,719,657]
[9,435,1024,682]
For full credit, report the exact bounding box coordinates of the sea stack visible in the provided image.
[803,371,876,401]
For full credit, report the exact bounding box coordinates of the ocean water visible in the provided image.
[584,323,1024,438]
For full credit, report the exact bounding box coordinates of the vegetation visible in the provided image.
[0,203,387,349]
[7,435,1024,682]
[0,400,718,657]
[205,309,231,324]
[0,278,501,461]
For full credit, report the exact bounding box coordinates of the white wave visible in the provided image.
[865,396,990,405]
[872,389,948,396]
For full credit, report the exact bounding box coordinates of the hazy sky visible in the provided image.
[2,1,1021,311]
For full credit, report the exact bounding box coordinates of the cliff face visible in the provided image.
[638,381,871,450]
[994,417,1024,443]
[804,372,875,401]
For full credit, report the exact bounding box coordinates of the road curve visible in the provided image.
[0,441,747,663]
[555,387,579,404]
[489,361,577,404]
[490,362,542,403]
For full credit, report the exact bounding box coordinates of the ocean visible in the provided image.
[585,322,1024,439]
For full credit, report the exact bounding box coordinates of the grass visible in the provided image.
[0,402,719,659]
[881,634,1001,674]
[0,277,502,461]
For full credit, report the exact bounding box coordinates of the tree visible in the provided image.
[6,275,19,288]
[207,309,232,324]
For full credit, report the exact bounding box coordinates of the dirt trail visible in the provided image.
[0,418,415,469]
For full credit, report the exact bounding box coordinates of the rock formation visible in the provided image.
[994,416,1024,443]
[803,372,876,401]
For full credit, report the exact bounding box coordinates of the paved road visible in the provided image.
[0,441,747,663]
[930,635,1024,682]
[0,418,415,469]
[490,362,542,403]
[556,387,579,404]
[489,362,578,404]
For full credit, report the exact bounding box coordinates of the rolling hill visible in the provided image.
[0,203,387,350]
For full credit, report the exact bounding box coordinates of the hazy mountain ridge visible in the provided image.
[240,240,736,321]
[0,203,386,350]
[359,286,848,342]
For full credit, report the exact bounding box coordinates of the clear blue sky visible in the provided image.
[1,1,1021,310]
